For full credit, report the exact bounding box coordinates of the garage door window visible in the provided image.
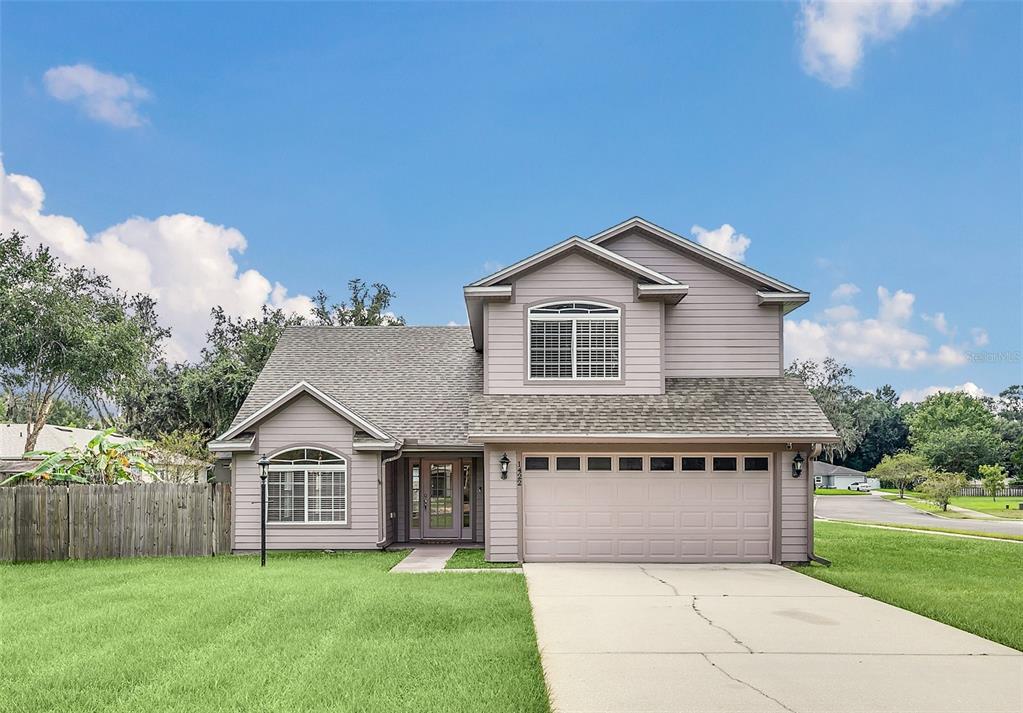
[650,456,675,471]
[744,457,769,471]
[618,456,644,471]
[712,457,738,471]
[587,456,612,471]
[524,456,549,471]
[556,457,581,471]
[681,457,706,471]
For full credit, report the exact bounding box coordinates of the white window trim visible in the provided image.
[527,302,621,381]
[266,461,349,525]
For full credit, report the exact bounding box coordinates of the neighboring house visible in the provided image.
[210,217,837,563]
[814,461,879,490]
[0,423,209,482]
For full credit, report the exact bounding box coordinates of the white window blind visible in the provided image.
[528,302,620,379]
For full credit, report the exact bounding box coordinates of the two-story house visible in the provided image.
[210,217,837,563]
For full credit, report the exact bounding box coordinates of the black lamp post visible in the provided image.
[257,453,270,567]
[499,453,510,480]
[792,452,804,479]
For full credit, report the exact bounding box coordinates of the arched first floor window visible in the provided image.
[266,447,347,524]
[528,301,621,379]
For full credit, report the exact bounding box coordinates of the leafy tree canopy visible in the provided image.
[0,232,168,451]
[311,280,405,327]
[868,452,929,498]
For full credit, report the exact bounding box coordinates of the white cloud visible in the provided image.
[922,311,952,336]
[0,161,313,362]
[830,282,860,301]
[823,304,859,321]
[971,327,989,347]
[785,284,968,369]
[900,381,986,403]
[43,64,151,128]
[690,223,751,262]
[798,0,958,87]
[877,286,914,323]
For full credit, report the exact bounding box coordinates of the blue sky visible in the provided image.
[1,1,1020,400]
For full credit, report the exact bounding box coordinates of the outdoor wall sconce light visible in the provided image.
[499,453,510,479]
[257,453,270,567]
[791,452,804,479]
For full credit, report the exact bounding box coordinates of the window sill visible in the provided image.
[267,523,351,529]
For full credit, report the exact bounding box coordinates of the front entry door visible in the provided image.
[422,460,460,539]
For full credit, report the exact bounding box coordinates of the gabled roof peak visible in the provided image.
[468,235,680,288]
[589,217,803,294]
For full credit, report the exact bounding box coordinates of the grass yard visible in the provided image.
[947,496,1023,519]
[0,551,549,713]
[814,488,867,495]
[445,548,519,569]
[794,521,1023,651]
[823,519,1023,542]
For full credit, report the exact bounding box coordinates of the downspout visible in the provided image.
[377,444,404,549]
[806,443,831,566]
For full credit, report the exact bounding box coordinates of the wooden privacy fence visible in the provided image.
[957,486,1023,497]
[0,483,231,563]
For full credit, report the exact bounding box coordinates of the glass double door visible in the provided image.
[420,459,471,539]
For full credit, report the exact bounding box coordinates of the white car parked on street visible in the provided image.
[847,481,872,491]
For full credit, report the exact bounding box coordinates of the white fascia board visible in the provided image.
[467,432,841,444]
[590,217,803,294]
[463,285,513,299]
[637,283,689,303]
[217,381,394,442]
[352,439,403,451]
[207,434,256,452]
[467,237,679,288]
[757,291,810,314]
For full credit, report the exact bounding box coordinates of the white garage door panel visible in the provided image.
[523,467,772,563]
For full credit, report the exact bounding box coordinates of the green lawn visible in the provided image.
[0,551,550,712]
[947,496,1023,519]
[814,488,867,495]
[881,492,1023,519]
[823,519,1023,542]
[445,548,519,569]
[794,521,1023,651]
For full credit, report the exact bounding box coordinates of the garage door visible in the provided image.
[522,454,772,563]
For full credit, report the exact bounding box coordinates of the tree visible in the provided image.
[786,358,869,460]
[908,392,1006,479]
[152,430,213,483]
[918,470,967,512]
[839,385,910,472]
[311,280,406,326]
[913,426,1005,480]
[1,427,155,485]
[0,232,168,451]
[868,452,929,498]
[978,464,1007,501]
[1,390,99,429]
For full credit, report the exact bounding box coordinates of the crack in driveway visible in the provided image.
[701,653,797,713]
[638,565,755,654]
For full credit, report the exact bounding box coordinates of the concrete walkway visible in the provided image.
[525,562,1022,713]
[389,544,457,572]
[815,492,1023,537]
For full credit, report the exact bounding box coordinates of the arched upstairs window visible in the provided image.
[266,447,347,524]
[528,302,621,380]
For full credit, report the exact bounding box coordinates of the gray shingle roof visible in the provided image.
[232,328,836,446]
[468,377,837,441]
[230,326,482,447]
[813,461,865,477]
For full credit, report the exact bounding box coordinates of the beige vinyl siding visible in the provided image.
[485,251,663,394]
[780,450,809,562]
[232,394,380,551]
[602,230,782,377]
[484,445,520,562]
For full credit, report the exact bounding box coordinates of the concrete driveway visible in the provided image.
[524,563,1022,713]
[815,492,1023,537]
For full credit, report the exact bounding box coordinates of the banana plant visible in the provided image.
[1,428,156,486]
